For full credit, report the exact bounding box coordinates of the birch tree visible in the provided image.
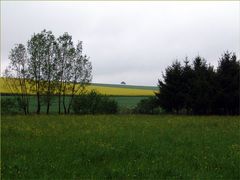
[28,30,47,114]
[8,44,29,114]
[57,33,75,114]
[41,31,59,114]
[66,41,92,114]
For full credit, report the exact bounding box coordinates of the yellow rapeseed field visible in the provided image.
[86,85,155,96]
[0,78,155,96]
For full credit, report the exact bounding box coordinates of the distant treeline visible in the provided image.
[156,52,239,115]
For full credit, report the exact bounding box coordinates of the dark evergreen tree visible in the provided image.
[156,61,184,114]
[191,56,216,114]
[181,57,194,114]
[156,53,238,115]
[215,52,240,115]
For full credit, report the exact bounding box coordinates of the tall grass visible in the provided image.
[1,115,240,179]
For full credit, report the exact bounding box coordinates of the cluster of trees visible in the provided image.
[133,96,160,114]
[3,29,92,114]
[156,52,239,115]
[72,90,118,114]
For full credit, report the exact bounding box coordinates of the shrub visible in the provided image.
[1,97,19,114]
[133,96,160,114]
[98,96,118,114]
[72,90,118,114]
[118,107,134,114]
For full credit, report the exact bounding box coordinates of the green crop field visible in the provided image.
[1,95,149,114]
[110,96,149,108]
[1,115,240,179]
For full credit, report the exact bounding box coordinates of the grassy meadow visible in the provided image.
[1,115,240,179]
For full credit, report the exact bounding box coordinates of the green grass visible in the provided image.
[1,115,240,179]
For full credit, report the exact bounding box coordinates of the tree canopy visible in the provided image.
[156,52,239,115]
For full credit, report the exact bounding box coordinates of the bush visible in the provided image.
[72,90,118,114]
[1,97,19,114]
[98,96,118,114]
[118,107,134,114]
[133,96,160,114]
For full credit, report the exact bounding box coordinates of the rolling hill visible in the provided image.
[0,78,158,96]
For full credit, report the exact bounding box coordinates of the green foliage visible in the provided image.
[1,97,19,114]
[157,52,240,115]
[118,107,134,114]
[1,95,149,114]
[72,90,118,114]
[1,115,240,179]
[1,96,30,114]
[133,96,160,114]
[157,60,184,113]
[16,96,28,113]
[7,44,29,114]
[191,56,216,114]
[215,52,240,114]
[4,29,92,115]
[99,96,119,114]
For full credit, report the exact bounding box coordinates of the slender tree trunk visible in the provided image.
[36,80,41,114]
[46,79,51,114]
[26,95,29,114]
[58,93,61,114]
[46,98,50,114]
[36,65,41,114]
[67,94,74,114]
[58,80,62,114]
[46,93,50,114]
[22,95,27,115]
[24,105,27,115]
[58,64,64,114]
[63,93,67,114]
[23,96,27,115]
[19,79,27,115]
[37,91,40,114]
[62,81,68,114]
[24,79,29,114]
[67,82,76,114]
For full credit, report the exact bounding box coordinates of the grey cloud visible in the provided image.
[1,1,239,85]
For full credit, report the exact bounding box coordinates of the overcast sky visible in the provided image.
[1,1,239,86]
